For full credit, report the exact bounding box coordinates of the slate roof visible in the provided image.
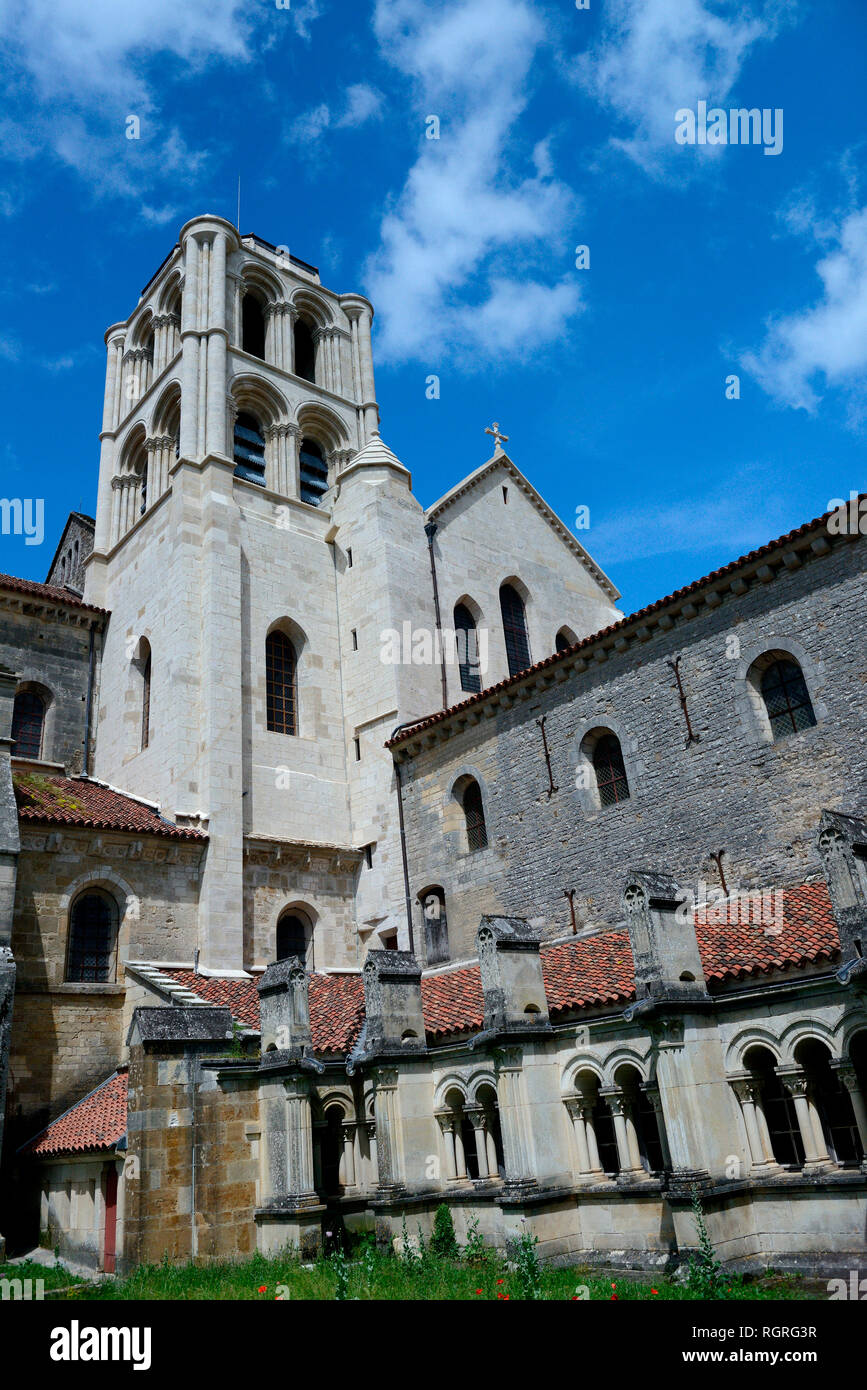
[13,771,206,841]
[0,570,106,615]
[23,1069,128,1157]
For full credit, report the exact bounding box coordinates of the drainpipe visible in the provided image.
[83,621,96,775]
[389,723,418,955]
[424,521,448,709]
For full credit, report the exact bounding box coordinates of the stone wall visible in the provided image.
[396,532,867,959]
[0,591,102,774]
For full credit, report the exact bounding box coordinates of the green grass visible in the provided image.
[59,1247,809,1302]
[0,1258,82,1292]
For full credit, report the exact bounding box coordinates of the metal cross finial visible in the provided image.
[484,421,509,453]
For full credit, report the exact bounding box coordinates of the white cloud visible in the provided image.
[741,205,867,422]
[285,85,384,147]
[0,0,277,205]
[589,468,795,567]
[366,0,580,365]
[572,0,779,176]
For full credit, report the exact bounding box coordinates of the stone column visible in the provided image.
[731,1078,773,1171]
[283,306,296,377]
[624,1100,644,1172]
[466,1108,490,1178]
[365,1120,378,1186]
[437,1112,457,1181]
[779,1071,830,1168]
[372,1068,403,1191]
[495,1047,535,1186]
[565,1098,592,1174]
[602,1090,644,1177]
[834,1063,867,1159]
[340,1122,357,1188]
[284,1077,317,1199]
[179,231,201,461]
[485,1123,498,1179]
[205,230,228,459]
[453,1117,467,1180]
[644,1087,673,1171]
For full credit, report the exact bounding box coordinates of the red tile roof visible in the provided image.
[0,570,106,615]
[13,771,206,841]
[422,965,485,1036]
[24,1069,128,1157]
[696,881,839,983]
[161,969,367,1055]
[386,498,865,747]
[151,883,840,1046]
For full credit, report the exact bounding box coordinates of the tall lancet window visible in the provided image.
[499,583,531,677]
[454,603,481,693]
[266,630,297,735]
[233,412,266,486]
[299,438,328,506]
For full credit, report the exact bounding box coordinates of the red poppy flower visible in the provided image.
[497,1278,504,1284]
[651,1289,659,1296]
[475,1289,482,1295]
[258,1285,267,1293]
[610,1294,618,1301]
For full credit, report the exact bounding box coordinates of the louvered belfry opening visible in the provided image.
[266,630,297,735]
[500,583,530,677]
[299,437,328,506]
[233,411,267,486]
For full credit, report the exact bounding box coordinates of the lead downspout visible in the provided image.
[424,521,448,709]
[389,722,418,955]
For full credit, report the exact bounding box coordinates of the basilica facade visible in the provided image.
[0,215,865,1275]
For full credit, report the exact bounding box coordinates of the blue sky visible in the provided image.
[0,0,865,614]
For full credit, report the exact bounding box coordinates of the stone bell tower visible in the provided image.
[83,214,436,973]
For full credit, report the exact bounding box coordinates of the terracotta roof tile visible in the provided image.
[13,771,206,841]
[145,883,842,1050]
[421,965,485,1036]
[24,1069,128,1157]
[0,570,107,615]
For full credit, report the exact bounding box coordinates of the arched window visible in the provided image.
[11,690,45,759]
[499,583,530,677]
[266,630,297,735]
[242,293,266,360]
[454,603,481,693]
[555,627,577,654]
[141,647,151,751]
[299,437,328,506]
[66,891,118,983]
[276,911,311,964]
[294,320,316,383]
[593,734,630,807]
[795,1039,860,1165]
[233,411,266,486]
[761,659,817,740]
[463,780,488,852]
[419,886,449,964]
